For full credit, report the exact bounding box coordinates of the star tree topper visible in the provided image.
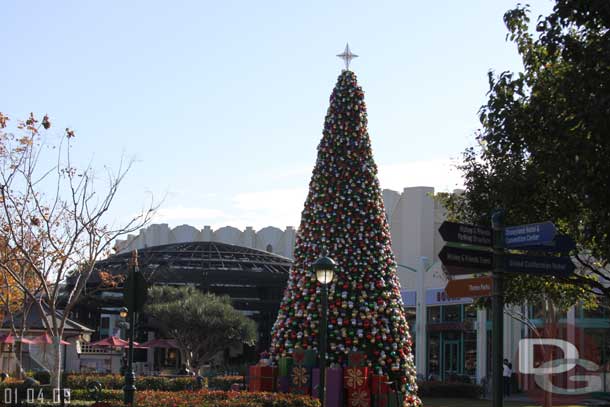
[337,43,358,70]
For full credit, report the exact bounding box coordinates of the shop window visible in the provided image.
[465,304,478,323]
[443,305,461,322]
[530,301,546,320]
[587,329,610,365]
[428,306,441,324]
[444,331,460,341]
[583,305,607,319]
[464,331,477,376]
[486,330,493,379]
[100,315,110,336]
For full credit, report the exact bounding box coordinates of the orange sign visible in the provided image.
[445,276,492,299]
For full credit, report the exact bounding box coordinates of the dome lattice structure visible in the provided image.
[79,241,292,351]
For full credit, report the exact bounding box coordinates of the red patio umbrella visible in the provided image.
[139,338,178,349]
[29,332,70,345]
[89,336,146,348]
[0,333,34,344]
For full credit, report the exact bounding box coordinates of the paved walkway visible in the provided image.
[482,393,610,406]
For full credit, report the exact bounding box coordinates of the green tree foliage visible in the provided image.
[146,286,257,371]
[442,1,610,309]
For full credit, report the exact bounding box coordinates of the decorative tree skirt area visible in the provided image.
[248,350,411,407]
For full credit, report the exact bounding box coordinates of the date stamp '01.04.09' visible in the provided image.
[3,388,71,405]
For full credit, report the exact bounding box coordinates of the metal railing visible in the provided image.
[79,344,120,354]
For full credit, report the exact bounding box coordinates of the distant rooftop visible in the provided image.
[91,241,292,286]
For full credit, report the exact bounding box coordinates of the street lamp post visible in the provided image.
[122,250,147,405]
[123,252,138,405]
[313,255,335,407]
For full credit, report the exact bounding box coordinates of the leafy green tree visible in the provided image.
[442,5,610,404]
[441,7,609,403]
[442,1,610,309]
[146,286,257,372]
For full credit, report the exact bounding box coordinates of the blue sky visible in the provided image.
[1,0,553,230]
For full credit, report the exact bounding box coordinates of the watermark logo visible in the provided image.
[517,322,606,405]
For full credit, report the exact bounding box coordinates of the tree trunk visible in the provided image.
[15,341,23,379]
[51,337,62,393]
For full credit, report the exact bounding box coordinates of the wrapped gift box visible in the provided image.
[326,367,344,407]
[311,367,344,406]
[348,351,366,367]
[292,349,317,368]
[388,391,403,407]
[347,388,371,407]
[303,349,317,368]
[371,374,390,394]
[344,366,369,390]
[279,357,294,377]
[289,365,311,395]
[259,366,277,392]
[293,348,306,365]
[248,365,262,392]
[311,368,320,399]
[372,393,389,407]
[277,376,290,393]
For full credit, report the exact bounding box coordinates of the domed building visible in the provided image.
[69,241,291,373]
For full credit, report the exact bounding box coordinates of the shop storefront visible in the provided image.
[426,303,478,382]
[402,285,610,386]
[402,288,479,382]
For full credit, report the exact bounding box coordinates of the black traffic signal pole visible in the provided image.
[491,210,505,407]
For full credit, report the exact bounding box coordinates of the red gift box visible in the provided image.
[371,374,390,394]
[348,351,366,367]
[260,366,277,392]
[293,348,305,364]
[249,365,262,392]
[348,389,371,407]
[344,366,369,390]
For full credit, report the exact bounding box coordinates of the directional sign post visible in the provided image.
[439,221,493,247]
[438,246,493,275]
[505,254,575,277]
[491,210,505,407]
[445,276,492,299]
[439,216,576,407]
[505,221,557,248]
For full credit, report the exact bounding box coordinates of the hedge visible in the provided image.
[208,375,245,390]
[64,373,244,391]
[0,374,245,396]
[417,381,483,398]
[65,373,198,391]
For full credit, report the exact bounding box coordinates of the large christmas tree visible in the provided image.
[269,67,420,405]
